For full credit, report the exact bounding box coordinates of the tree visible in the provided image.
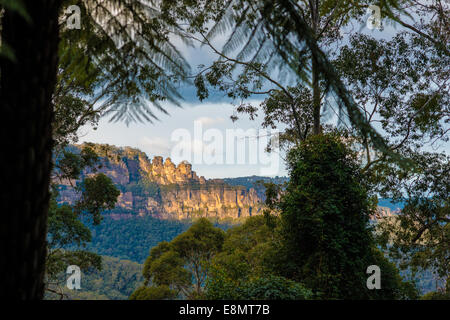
[421,278,450,300]
[206,270,313,300]
[47,256,144,300]
[205,215,312,300]
[211,215,281,281]
[277,133,375,298]
[167,0,412,154]
[169,0,448,159]
[172,0,366,145]
[129,285,177,300]
[140,241,191,299]
[0,0,189,299]
[333,32,449,174]
[0,0,62,299]
[133,218,225,299]
[201,1,448,297]
[377,152,449,290]
[332,28,448,290]
[56,0,190,125]
[277,133,416,299]
[45,145,120,299]
[171,218,225,297]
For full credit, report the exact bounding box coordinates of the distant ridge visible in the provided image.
[57,143,263,220]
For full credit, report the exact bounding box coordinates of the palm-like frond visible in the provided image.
[205,0,408,157]
[59,0,191,125]
[263,0,398,156]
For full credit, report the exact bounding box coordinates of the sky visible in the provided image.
[78,8,448,179]
[78,18,290,179]
[78,99,288,179]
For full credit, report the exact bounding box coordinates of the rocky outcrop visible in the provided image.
[58,144,263,220]
[155,184,261,219]
[149,156,202,185]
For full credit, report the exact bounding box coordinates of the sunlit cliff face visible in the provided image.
[57,144,263,220]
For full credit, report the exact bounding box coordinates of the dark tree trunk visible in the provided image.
[312,56,321,135]
[310,1,321,135]
[0,0,61,299]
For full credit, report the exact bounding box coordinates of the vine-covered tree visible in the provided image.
[277,133,416,299]
[0,0,189,299]
[0,0,447,299]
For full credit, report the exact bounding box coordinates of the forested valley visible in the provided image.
[0,0,448,301]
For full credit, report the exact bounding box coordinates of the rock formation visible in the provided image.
[58,144,263,220]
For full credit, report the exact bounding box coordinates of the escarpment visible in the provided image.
[57,144,263,220]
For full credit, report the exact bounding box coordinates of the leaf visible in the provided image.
[0,0,32,23]
[0,42,16,62]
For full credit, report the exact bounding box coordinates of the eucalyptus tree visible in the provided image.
[334,31,449,173]
[0,0,190,299]
[166,0,447,153]
[175,0,367,145]
[165,1,384,141]
[133,218,225,299]
[174,0,449,294]
[332,23,449,288]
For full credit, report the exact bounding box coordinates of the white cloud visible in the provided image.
[140,136,171,157]
[195,116,225,127]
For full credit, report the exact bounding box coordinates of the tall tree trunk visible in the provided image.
[312,56,321,134]
[310,0,321,135]
[0,0,61,299]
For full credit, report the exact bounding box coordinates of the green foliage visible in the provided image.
[240,276,313,300]
[328,14,449,295]
[215,216,279,277]
[377,152,450,281]
[204,215,312,300]
[369,248,419,300]
[83,216,191,263]
[45,256,143,300]
[46,250,102,285]
[47,146,120,298]
[76,173,121,224]
[42,0,449,301]
[47,199,91,249]
[206,269,312,300]
[421,291,450,300]
[277,133,374,299]
[421,277,450,300]
[141,242,191,296]
[277,133,417,299]
[134,218,225,299]
[172,218,225,263]
[129,285,177,300]
[167,0,410,153]
[54,144,100,181]
[55,0,191,126]
[259,84,315,148]
[334,32,448,173]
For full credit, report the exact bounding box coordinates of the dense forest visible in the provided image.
[45,256,143,300]
[0,0,448,301]
[80,216,234,263]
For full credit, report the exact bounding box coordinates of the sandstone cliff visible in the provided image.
[58,144,263,220]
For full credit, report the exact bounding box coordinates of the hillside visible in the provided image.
[45,256,143,300]
[79,215,233,263]
[57,144,264,220]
